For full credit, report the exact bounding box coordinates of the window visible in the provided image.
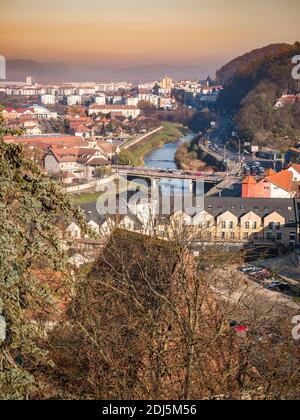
[222,221,226,229]
[220,232,226,239]
[243,232,249,239]
[276,233,282,241]
[269,222,274,230]
[266,232,273,240]
[245,222,250,229]
[252,222,257,229]
[276,222,281,230]
[230,232,235,239]
[229,221,234,229]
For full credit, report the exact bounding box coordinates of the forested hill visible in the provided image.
[217,42,300,151]
[217,42,300,112]
[216,43,290,84]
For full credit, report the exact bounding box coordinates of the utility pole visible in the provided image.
[224,141,230,178]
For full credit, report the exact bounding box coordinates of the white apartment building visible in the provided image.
[89,104,141,119]
[76,87,96,96]
[41,94,56,105]
[94,94,106,105]
[26,76,35,86]
[138,93,160,108]
[67,95,82,106]
[127,97,140,107]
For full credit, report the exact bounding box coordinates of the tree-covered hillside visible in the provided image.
[217,42,300,150]
[216,43,290,84]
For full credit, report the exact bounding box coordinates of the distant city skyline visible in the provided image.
[1,0,299,73]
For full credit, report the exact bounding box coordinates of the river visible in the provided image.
[144,132,194,170]
[143,133,196,194]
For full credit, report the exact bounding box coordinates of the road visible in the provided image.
[111,165,224,182]
[206,118,240,170]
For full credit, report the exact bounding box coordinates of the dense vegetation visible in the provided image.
[0,111,85,399]
[216,43,290,84]
[142,106,216,136]
[217,42,300,150]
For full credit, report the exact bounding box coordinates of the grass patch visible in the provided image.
[71,192,103,205]
[71,181,147,205]
[119,122,187,166]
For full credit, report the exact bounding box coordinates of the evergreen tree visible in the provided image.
[0,109,85,399]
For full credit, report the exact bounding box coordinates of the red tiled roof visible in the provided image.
[74,124,92,132]
[264,168,276,176]
[266,170,293,192]
[288,163,300,174]
[87,158,109,166]
[50,147,98,164]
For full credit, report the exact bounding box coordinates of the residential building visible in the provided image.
[26,76,35,86]
[287,163,300,182]
[160,76,173,92]
[127,97,140,107]
[242,168,299,199]
[44,146,110,179]
[23,120,42,135]
[159,96,177,110]
[76,87,96,96]
[40,94,56,105]
[2,105,57,120]
[67,95,82,106]
[88,104,141,119]
[94,94,106,105]
[74,197,299,249]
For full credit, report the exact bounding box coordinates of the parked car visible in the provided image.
[240,265,257,273]
[266,281,291,292]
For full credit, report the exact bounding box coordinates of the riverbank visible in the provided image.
[119,122,188,167]
[174,134,211,172]
[175,134,224,172]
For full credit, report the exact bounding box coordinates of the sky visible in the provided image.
[0,0,299,69]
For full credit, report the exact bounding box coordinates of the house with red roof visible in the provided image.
[287,163,300,182]
[242,169,297,199]
[44,146,110,179]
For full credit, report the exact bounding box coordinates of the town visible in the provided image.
[1,0,300,403]
[1,75,299,253]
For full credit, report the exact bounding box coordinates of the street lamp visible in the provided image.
[232,132,242,174]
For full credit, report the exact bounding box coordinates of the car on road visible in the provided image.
[239,265,257,273]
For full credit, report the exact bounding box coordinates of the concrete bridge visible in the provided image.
[111,165,225,193]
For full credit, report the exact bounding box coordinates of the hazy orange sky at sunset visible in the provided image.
[1,0,299,69]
